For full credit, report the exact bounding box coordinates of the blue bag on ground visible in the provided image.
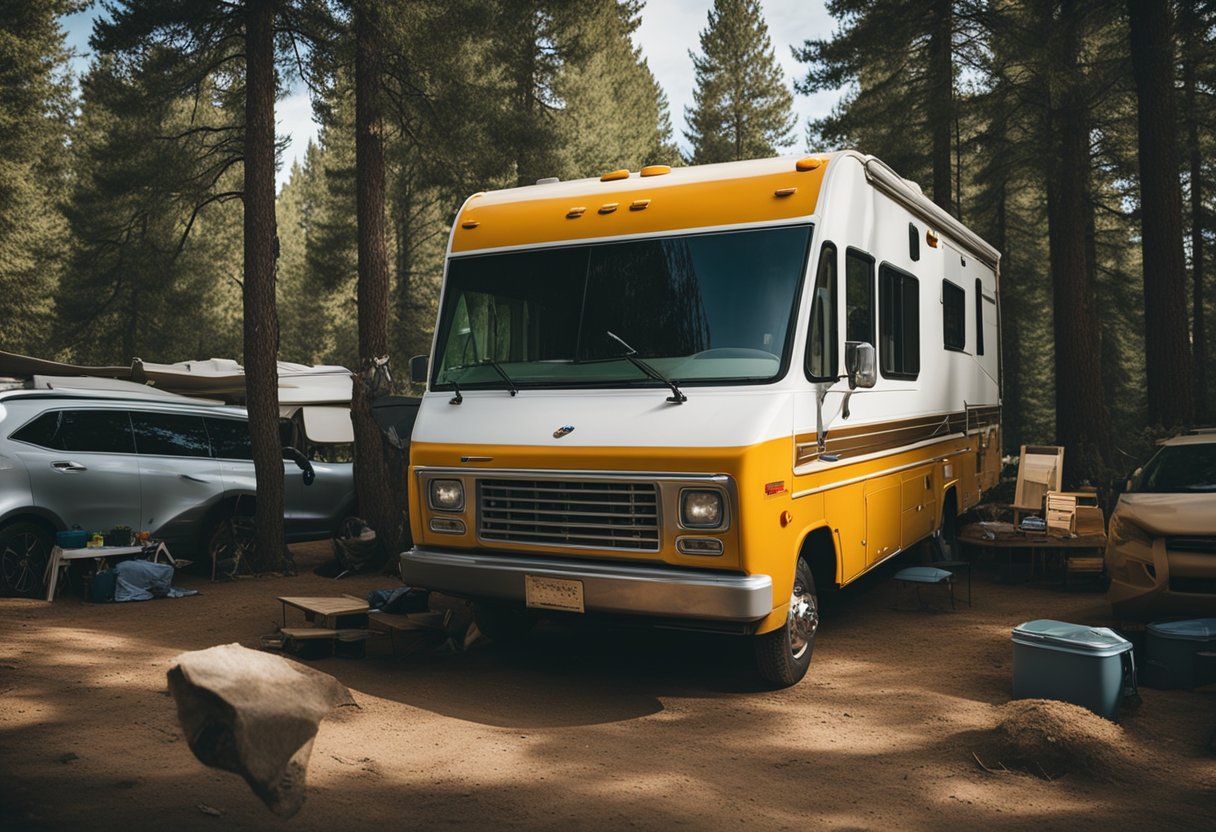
[367,586,429,614]
[113,560,197,602]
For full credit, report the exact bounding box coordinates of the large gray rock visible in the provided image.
[167,643,355,817]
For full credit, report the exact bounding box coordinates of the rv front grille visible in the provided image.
[479,478,660,551]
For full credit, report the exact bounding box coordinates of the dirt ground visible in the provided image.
[1,542,1213,832]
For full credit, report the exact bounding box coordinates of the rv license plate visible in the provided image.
[525,575,585,613]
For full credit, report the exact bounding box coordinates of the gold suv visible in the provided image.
[1106,432,1216,620]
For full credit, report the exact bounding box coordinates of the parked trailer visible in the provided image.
[400,152,1001,686]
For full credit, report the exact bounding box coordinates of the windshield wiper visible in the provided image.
[448,359,519,397]
[482,358,519,396]
[605,331,686,404]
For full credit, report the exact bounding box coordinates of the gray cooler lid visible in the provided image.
[1147,618,1216,641]
[1012,619,1131,657]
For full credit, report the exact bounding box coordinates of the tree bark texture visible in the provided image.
[1182,8,1206,421]
[243,0,288,571]
[1044,0,1111,485]
[928,0,954,215]
[353,1,408,557]
[1129,0,1195,426]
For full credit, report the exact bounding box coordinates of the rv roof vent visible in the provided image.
[535,177,560,185]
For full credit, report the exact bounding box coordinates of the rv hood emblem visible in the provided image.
[553,424,575,439]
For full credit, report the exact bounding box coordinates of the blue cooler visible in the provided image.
[1011,619,1136,721]
[1144,619,1216,689]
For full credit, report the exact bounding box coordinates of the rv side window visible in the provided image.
[845,248,874,347]
[806,242,838,380]
[975,277,985,356]
[879,264,920,379]
[942,279,965,351]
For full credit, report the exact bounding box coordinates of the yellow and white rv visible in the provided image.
[401,153,1001,686]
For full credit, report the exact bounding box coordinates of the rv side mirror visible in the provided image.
[283,446,315,486]
[844,341,877,390]
[409,354,429,385]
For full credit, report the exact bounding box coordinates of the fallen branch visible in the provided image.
[972,751,998,774]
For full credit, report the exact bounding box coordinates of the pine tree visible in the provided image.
[60,62,244,364]
[93,0,342,573]
[0,0,75,355]
[796,0,967,214]
[684,0,795,164]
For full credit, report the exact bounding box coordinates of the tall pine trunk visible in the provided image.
[1129,0,1194,427]
[1044,0,1110,485]
[1182,8,1206,421]
[928,0,953,214]
[243,0,287,571]
[352,1,406,557]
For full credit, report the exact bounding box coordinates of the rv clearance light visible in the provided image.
[640,164,671,176]
[765,481,786,495]
[681,490,723,529]
[429,479,464,512]
[430,518,466,534]
[796,157,823,171]
[598,203,619,214]
[600,169,630,181]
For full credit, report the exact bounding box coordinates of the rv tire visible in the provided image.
[754,556,818,688]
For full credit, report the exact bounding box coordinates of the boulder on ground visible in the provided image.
[167,643,355,817]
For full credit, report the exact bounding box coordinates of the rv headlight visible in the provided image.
[681,489,724,529]
[429,479,464,512]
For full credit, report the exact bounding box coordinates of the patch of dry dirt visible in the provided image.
[1,543,1214,831]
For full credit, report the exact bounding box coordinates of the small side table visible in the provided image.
[934,559,972,607]
[44,545,143,601]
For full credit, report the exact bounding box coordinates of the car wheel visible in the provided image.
[754,556,818,688]
[206,512,256,580]
[472,599,538,645]
[0,522,52,598]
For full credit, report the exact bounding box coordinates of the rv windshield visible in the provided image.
[432,225,811,392]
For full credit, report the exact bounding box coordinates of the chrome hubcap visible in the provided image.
[787,579,818,659]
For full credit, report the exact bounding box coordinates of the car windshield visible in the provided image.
[1131,443,1216,493]
[431,225,812,391]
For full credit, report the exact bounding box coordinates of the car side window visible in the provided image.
[12,410,136,453]
[205,417,254,460]
[130,411,210,457]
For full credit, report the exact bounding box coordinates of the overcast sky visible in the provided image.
[61,1,843,192]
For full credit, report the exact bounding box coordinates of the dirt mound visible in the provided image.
[975,699,1133,781]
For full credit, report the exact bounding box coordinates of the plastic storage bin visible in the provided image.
[1144,618,1216,689]
[1011,619,1136,721]
[55,529,89,548]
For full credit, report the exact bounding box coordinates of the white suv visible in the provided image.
[0,387,356,596]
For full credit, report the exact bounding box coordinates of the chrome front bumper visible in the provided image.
[400,547,773,622]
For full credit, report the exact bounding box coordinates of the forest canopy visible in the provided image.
[0,0,1212,487]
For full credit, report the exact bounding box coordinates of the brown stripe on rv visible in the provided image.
[795,406,1001,466]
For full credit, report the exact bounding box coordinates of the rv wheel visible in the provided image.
[754,556,818,687]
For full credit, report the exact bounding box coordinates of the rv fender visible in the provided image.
[753,524,835,636]
[797,525,839,593]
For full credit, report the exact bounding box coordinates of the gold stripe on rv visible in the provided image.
[451,166,829,253]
